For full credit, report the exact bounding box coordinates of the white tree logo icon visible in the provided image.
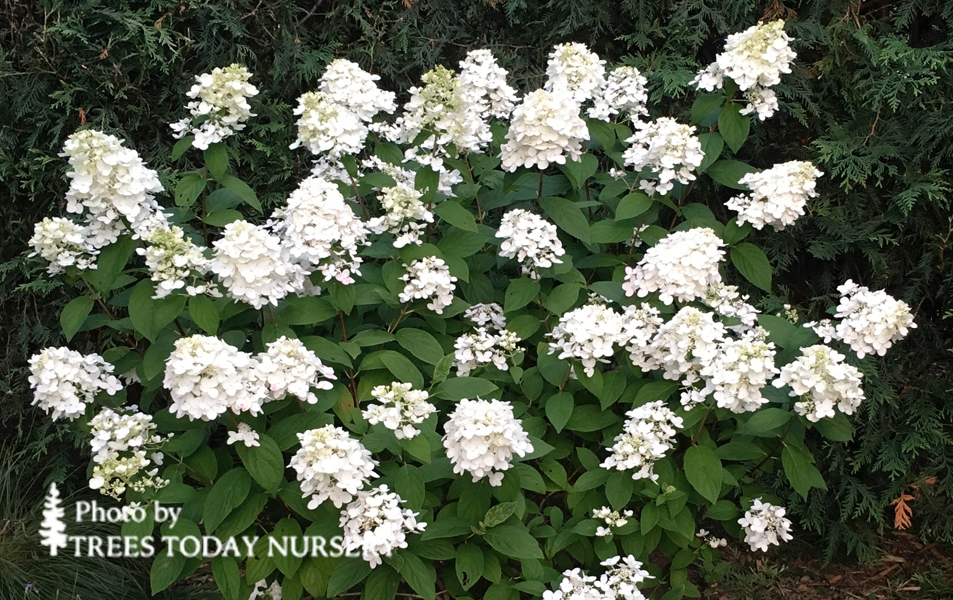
[39,483,69,556]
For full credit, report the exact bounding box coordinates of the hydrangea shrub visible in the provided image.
[27,21,916,600]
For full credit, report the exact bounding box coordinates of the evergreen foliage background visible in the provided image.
[1,0,950,563]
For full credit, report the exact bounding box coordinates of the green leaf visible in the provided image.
[814,413,854,442]
[559,155,599,189]
[715,441,765,461]
[782,444,828,499]
[276,296,336,326]
[188,295,219,335]
[220,174,262,212]
[483,502,517,528]
[204,468,251,534]
[483,526,544,559]
[634,380,680,405]
[504,278,540,313]
[615,192,653,221]
[379,351,425,389]
[544,284,581,315]
[541,197,591,243]
[434,201,478,232]
[87,235,136,293]
[400,435,432,464]
[272,518,304,577]
[171,136,194,160]
[327,559,372,596]
[573,469,609,492]
[545,392,573,433]
[731,243,772,292]
[698,133,725,172]
[395,552,436,600]
[61,296,94,341]
[204,143,229,180]
[684,446,723,504]
[150,553,185,594]
[718,104,750,153]
[362,565,400,600]
[641,503,659,534]
[706,500,739,521]
[128,280,187,341]
[212,556,241,600]
[566,405,618,432]
[175,173,207,207]
[691,94,723,127]
[456,544,484,590]
[394,465,426,509]
[706,160,758,190]
[396,329,445,365]
[739,408,791,436]
[236,434,284,494]
[203,209,243,227]
[606,472,634,510]
[432,377,499,400]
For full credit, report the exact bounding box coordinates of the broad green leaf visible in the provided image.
[484,502,516,528]
[220,174,262,212]
[684,446,723,504]
[212,556,241,600]
[434,201,478,232]
[327,558,372,596]
[731,243,772,292]
[573,468,609,492]
[504,278,540,313]
[236,433,284,494]
[782,444,828,499]
[128,280,187,341]
[394,465,426,509]
[175,172,207,207]
[432,377,499,400]
[615,192,653,221]
[204,467,251,534]
[559,154,599,188]
[361,565,400,600]
[705,500,739,521]
[188,295,219,334]
[718,104,750,152]
[715,441,766,461]
[61,296,94,341]
[272,518,304,577]
[276,296,336,326]
[396,328,445,365]
[691,93,723,127]
[150,552,185,594]
[541,197,591,243]
[606,472,634,510]
[456,543,484,590]
[395,552,436,600]
[86,235,136,293]
[204,142,228,180]
[203,209,243,227]
[360,350,425,389]
[698,133,725,172]
[706,160,757,190]
[545,392,573,433]
[566,405,619,432]
[544,284,580,315]
[171,136,194,160]
[483,526,544,559]
[814,413,854,442]
[739,408,791,435]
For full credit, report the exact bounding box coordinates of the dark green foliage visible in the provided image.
[1,0,951,567]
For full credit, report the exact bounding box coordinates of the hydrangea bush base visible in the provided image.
[26,22,915,600]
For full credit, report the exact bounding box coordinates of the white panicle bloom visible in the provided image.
[697,529,728,549]
[454,327,520,376]
[593,507,634,537]
[170,64,258,150]
[542,568,600,600]
[211,220,306,309]
[623,228,725,305]
[138,226,217,298]
[726,161,823,231]
[340,485,427,567]
[638,306,727,385]
[700,329,779,413]
[597,555,652,600]
[548,301,629,377]
[544,43,606,104]
[443,398,533,486]
[227,422,261,448]
[363,382,436,440]
[319,58,397,122]
[738,498,793,552]
[620,303,665,368]
[248,579,283,600]
[500,89,589,171]
[404,151,464,197]
[258,336,336,404]
[163,335,266,421]
[496,209,566,278]
[774,344,865,421]
[28,347,121,421]
[274,177,369,284]
[601,400,683,482]
[458,49,519,119]
[310,156,352,183]
[806,318,838,342]
[289,425,378,508]
[289,91,367,158]
[61,129,167,243]
[88,406,167,498]
[465,303,506,330]
[588,66,649,121]
[622,118,704,195]
[399,257,457,314]
[831,280,917,358]
[367,185,433,248]
[29,217,97,274]
[703,284,759,332]
[741,85,780,120]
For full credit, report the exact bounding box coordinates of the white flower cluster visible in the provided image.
[399,256,457,314]
[363,382,436,439]
[593,507,634,537]
[500,89,589,171]
[588,66,649,121]
[210,220,306,309]
[248,579,282,600]
[289,425,379,509]
[620,304,664,362]
[548,301,630,377]
[367,185,433,248]
[545,42,606,104]
[601,400,683,482]
[699,329,778,413]
[696,529,728,549]
[692,21,795,120]
[623,228,725,304]
[28,347,122,421]
[138,226,217,298]
[497,209,566,279]
[227,422,261,448]
[443,398,533,486]
[163,335,266,420]
[703,284,759,332]
[458,49,519,119]
[726,161,823,230]
[454,327,521,376]
[289,91,367,159]
[258,336,336,404]
[88,406,167,499]
[773,344,865,421]
[464,303,506,330]
[29,217,98,274]
[273,177,369,284]
[544,556,652,600]
[319,58,397,122]
[170,64,258,150]
[738,498,793,552]
[622,118,704,195]
[826,280,916,359]
[340,484,427,567]
[630,306,726,387]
